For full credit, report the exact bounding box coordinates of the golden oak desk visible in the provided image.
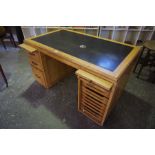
[20,29,141,126]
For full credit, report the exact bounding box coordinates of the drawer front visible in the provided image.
[29,58,44,71]
[77,75,112,126]
[80,77,111,98]
[31,66,45,86]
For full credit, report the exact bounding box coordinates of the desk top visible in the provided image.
[32,30,133,72]
[23,29,141,81]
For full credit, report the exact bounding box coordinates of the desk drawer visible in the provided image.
[80,78,111,98]
[79,78,109,125]
[29,58,44,71]
[76,70,113,126]
[31,66,46,86]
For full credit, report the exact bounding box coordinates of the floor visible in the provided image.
[0,44,155,129]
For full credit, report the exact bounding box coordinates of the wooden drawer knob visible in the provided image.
[29,53,36,56]
[88,80,93,86]
[31,61,38,66]
[35,74,41,79]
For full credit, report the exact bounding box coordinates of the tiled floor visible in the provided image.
[0,45,155,128]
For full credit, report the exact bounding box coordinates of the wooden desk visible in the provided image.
[19,29,141,126]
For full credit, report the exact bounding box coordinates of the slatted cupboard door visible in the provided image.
[76,70,113,126]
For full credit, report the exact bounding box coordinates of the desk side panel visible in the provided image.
[103,54,139,122]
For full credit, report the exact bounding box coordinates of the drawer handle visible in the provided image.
[30,53,36,56]
[35,74,40,79]
[32,61,38,66]
[88,80,93,86]
[89,80,93,83]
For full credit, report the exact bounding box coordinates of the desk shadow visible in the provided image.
[21,75,155,129]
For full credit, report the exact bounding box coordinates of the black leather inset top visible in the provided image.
[32,30,133,71]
